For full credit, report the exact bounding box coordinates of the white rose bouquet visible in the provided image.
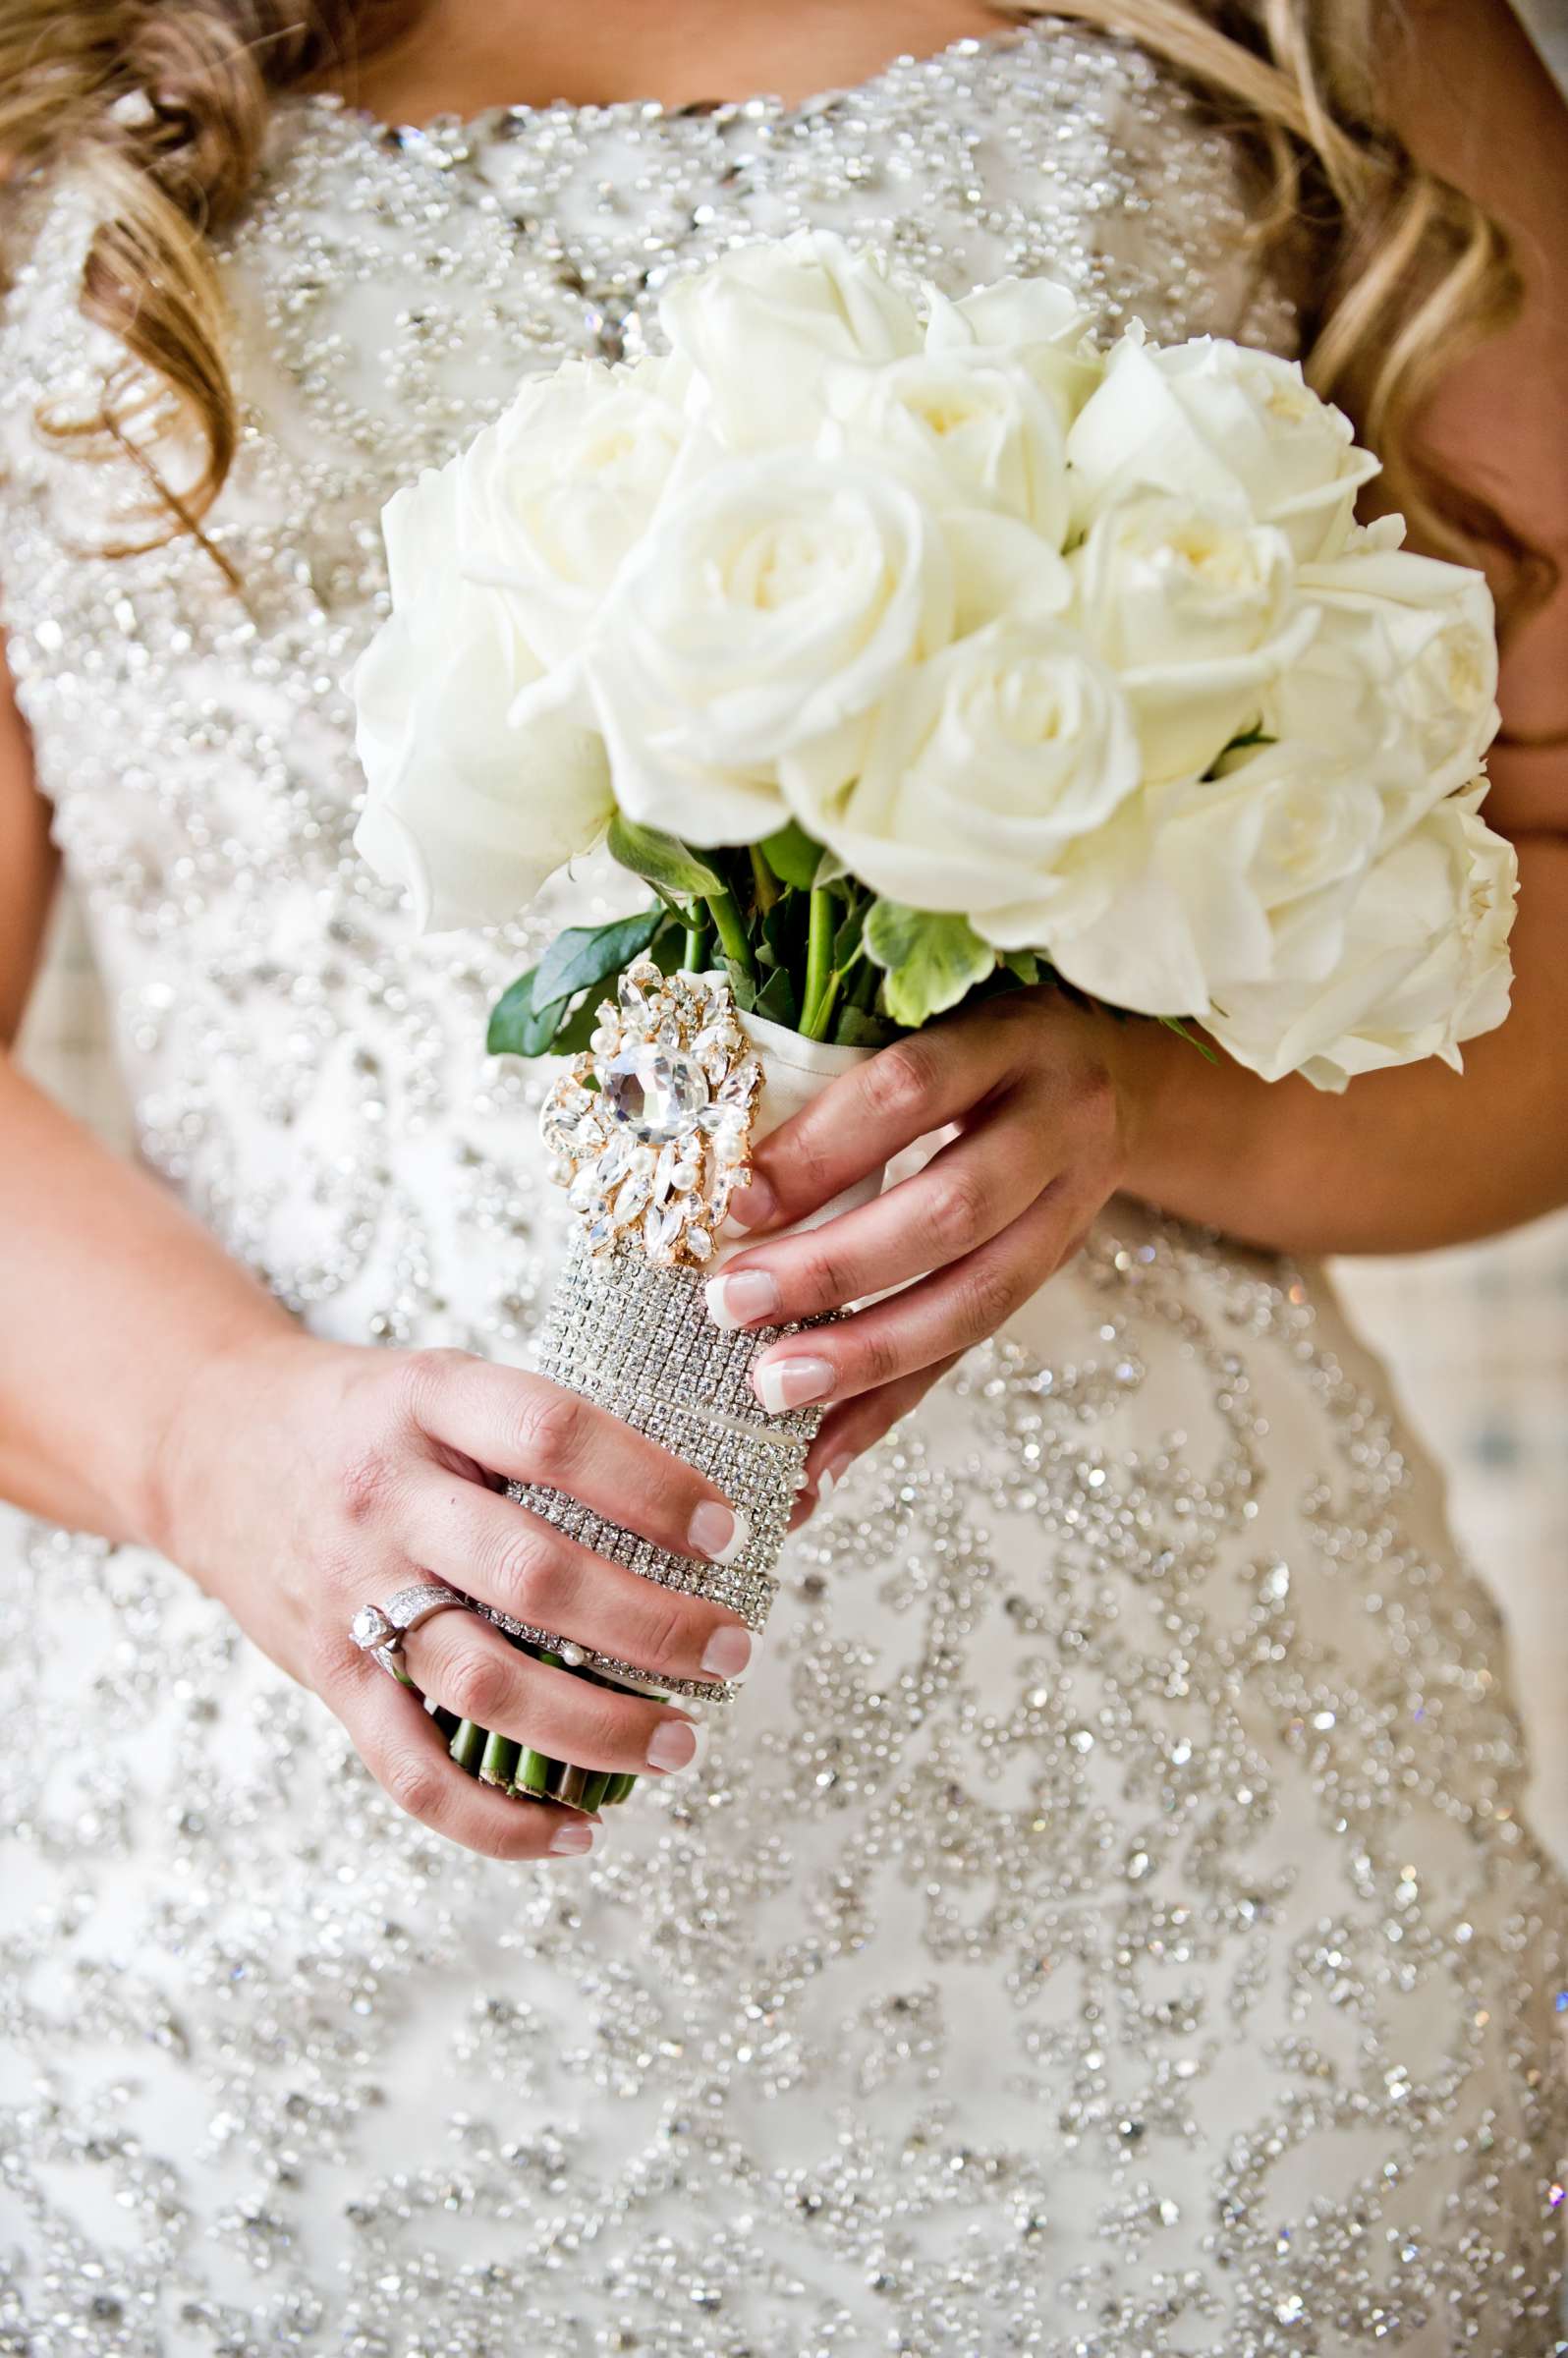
[352,230,1515,1813]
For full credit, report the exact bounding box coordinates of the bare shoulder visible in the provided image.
[0,628,59,1047]
[1378,0,1568,824]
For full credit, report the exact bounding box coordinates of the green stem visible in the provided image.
[479,1728,520,1788]
[851,956,881,1013]
[805,969,842,1042]
[449,1718,487,1775]
[801,886,835,1038]
[704,886,756,981]
[682,916,708,970]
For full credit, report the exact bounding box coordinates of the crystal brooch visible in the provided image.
[539,957,762,1269]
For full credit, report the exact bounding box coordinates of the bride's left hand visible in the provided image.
[703,983,1141,1523]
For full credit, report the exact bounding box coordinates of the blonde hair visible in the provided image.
[0,0,1551,638]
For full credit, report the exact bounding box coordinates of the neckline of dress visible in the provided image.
[284,17,1046,149]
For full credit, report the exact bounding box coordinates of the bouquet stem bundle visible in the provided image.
[432,1656,647,1812]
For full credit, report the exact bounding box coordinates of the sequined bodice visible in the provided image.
[2,26,1563,2358]
[0,20,1295,1330]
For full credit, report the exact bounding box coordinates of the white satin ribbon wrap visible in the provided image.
[705,1013,881,1272]
[713,1010,958,1284]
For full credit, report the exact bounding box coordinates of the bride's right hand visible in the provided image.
[151,1332,756,1863]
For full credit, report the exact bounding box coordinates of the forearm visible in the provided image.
[0,1052,296,1543]
[1115,832,1568,1256]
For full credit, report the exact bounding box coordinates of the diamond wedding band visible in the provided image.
[349,1581,478,1690]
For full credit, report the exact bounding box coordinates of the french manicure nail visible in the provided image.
[700,1622,754,1678]
[753,1355,835,1415]
[646,1716,705,1772]
[703,1267,782,1330]
[726,1175,778,1231]
[688,1498,751,1565]
[549,1820,595,1854]
[817,1452,854,1498]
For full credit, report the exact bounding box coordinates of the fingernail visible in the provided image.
[726,1175,777,1231]
[817,1452,854,1498]
[549,1820,595,1855]
[688,1499,752,1565]
[700,1623,754,1678]
[703,1268,781,1330]
[753,1354,835,1415]
[646,1715,705,1772]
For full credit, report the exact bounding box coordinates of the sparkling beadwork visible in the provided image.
[0,18,1562,2354]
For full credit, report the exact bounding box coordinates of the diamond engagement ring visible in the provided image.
[350,1582,477,1690]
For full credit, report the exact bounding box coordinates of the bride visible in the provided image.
[1,0,1564,2348]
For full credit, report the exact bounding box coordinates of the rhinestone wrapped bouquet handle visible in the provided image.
[432,957,876,1815]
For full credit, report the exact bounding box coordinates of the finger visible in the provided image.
[751,1190,1087,1413]
[788,1358,961,1529]
[401,1607,706,1778]
[727,1019,1020,1235]
[408,1354,752,1569]
[332,1663,603,1863]
[398,1470,756,1685]
[707,1108,1044,1327]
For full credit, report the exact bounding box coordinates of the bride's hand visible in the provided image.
[704,984,1138,1519]
[152,1336,756,1862]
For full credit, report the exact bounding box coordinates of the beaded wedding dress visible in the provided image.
[1,20,1563,2354]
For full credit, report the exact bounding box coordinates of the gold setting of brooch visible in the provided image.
[539,957,762,1269]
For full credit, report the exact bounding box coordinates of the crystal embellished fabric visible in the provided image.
[0,20,1563,2353]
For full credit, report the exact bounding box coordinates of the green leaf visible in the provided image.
[607,814,726,899]
[833,1004,897,1048]
[547,993,605,1056]
[754,965,799,1028]
[532,907,662,1009]
[862,901,997,1029]
[487,967,572,1058]
[831,900,866,970]
[644,916,692,978]
[757,896,798,971]
[1211,723,1277,769]
[758,820,823,891]
[722,956,757,1014]
[1001,948,1041,985]
[1158,1013,1220,1065]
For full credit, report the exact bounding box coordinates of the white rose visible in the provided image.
[454,354,695,672]
[923,273,1102,428]
[1264,522,1501,832]
[581,449,954,844]
[782,616,1140,939]
[658,228,923,451]
[351,461,613,931]
[1204,781,1518,1088]
[1068,494,1318,782]
[821,349,1074,545]
[1039,740,1384,1016]
[1066,329,1380,560]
